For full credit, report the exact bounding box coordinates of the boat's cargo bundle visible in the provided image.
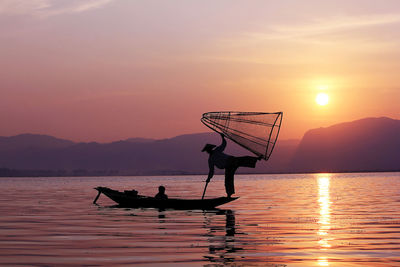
[201,111,283,160]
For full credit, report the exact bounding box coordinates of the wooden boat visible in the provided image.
[93,186,238,210]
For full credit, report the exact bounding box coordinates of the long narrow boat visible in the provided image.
[94,187,238,210]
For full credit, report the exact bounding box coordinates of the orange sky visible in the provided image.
[1,0,400,142]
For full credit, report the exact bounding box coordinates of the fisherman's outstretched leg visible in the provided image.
[237,156,258,168]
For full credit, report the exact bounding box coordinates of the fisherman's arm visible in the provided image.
[215,133,226,152]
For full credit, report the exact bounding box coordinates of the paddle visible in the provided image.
[93,190,101,204]
[201,178,210,200]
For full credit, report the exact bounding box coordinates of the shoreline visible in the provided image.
[1,168,399,178]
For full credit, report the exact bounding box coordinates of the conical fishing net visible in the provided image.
[201,111,283,160]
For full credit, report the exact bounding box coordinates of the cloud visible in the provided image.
[248,13,400,41]
[0,0,114,17]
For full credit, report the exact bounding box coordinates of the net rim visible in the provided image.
[201,111,283,161]
[202,111,283,117]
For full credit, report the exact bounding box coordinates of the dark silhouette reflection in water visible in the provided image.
[96,205,245,265]
[157,210,166,228]
[202,210,243,264]
[95,203,287,266]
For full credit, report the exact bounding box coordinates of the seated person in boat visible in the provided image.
[155,186,168,200]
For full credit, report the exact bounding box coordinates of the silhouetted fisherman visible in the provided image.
[202,133,261,198]
[155,185,168,200]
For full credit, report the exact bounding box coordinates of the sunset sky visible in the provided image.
[1,0,400,142]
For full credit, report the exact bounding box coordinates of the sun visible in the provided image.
[316,93,329,106]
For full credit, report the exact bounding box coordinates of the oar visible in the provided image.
[201,179,209,200]
[93,190,101,204]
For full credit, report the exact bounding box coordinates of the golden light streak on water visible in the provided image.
[317,174,332,265]
[318,256,329,266]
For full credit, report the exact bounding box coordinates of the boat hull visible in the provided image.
[94,187,238,210]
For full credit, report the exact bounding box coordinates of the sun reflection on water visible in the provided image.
[318,257,329,266]
[317,174,332,265]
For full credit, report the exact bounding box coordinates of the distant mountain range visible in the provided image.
[291,117,400,172]
[0,117,399,176]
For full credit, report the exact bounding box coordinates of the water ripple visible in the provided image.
[0,172,400,266]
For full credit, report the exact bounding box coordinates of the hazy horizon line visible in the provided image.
[1,115,397,143]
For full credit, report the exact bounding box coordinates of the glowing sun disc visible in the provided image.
[316,93,329,106]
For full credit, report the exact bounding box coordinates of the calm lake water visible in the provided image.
[1,172,400,266]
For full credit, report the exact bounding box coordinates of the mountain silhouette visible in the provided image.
[125,137,156,143]
[291,117,400,172]
[0,116,399,176]
[0,132,297,175]
[0,134,74,151]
